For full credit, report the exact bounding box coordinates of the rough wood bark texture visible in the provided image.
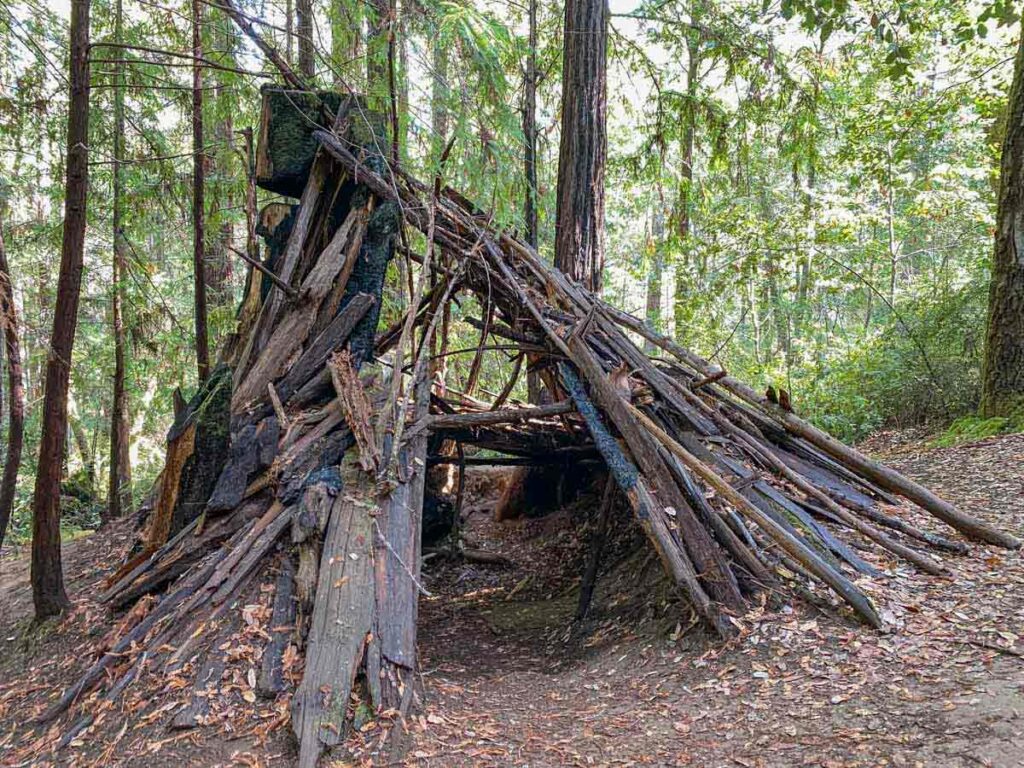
[0,209,24,551]
[291,462,375,768]
[982,27,1024,419]
[554,0,608,293]
[30,0,89,619]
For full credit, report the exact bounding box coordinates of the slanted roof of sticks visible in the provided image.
[41,87,1021,768]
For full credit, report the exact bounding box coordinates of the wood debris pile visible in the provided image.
[38,89,1020,768]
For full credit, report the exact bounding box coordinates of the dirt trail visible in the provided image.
[407,436,1024,767]
[1,435,1022,767]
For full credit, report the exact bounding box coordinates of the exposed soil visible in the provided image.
[1,433,1023,767]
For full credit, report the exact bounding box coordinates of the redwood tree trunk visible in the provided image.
[0,208,25,551]
[524,0,542,402]
[32,0,90,619]
[193,0,211,382]
[523,0,538,251]
[296,0,314,79]
[982,27,1024,418]
[554,0,608,293]
[107,0,132,521]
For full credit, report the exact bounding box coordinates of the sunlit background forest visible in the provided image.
[0,0,1017,541]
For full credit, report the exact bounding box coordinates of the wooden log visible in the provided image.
[236,150,332,384]
[657,444,772,588]
[559,363,731,638]
[464,314,540,345]
[329,351,380,472]
[601,302,1020,549]
[577,475,615,619]
[423,401,573,432]
[258,557,298,698]
[280,293,376,407]
[233,205,366,411]
[292,462,377,768]
[170,618,235,729]
[36,534,241,724]
[227,243,295,297]
[310,199,373,340]
[565,336,744,614]
[210,506,295,606]
[372,370,431,709]
[427,452,602,467]
[629,404,882,628]
[658,370,947,575]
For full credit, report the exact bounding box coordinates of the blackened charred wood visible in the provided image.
[565,337,744,615]
[577,474,615,619]
[206,414,280,513]
[258,557,298,698]
[277,292,375,404]
[559,363,731,638]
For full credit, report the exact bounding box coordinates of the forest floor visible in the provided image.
[1,431,1022,767]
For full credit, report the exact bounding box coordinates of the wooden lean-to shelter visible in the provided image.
[39,84,1020,768]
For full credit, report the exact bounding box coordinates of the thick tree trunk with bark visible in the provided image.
[107,0,132,521]
[554,0,608,293]
[523,0,538,251]
[982,28,1024,418]
[32,0,90,619]
[296,0,314,79]
[193,0,211,383]
[0,208,25,550]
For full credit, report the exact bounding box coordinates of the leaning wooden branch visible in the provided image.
[329,350,380,472]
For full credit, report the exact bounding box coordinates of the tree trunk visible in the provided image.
[107,0,132,522]
[0,206,25,551]
[193,0,210,382]
[885,143,899,308]
[286,0,294,65]
[296,0,314,79]
[523,0,543,402]
[523,0,538,250]
[554,0,607,293]
[644,207,664,352]
[69,409,96,493]
[366,0,391,106]
[982,26,1024,418]
[32,0,90,619]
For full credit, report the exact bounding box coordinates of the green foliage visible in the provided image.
[929,414,1021,447]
